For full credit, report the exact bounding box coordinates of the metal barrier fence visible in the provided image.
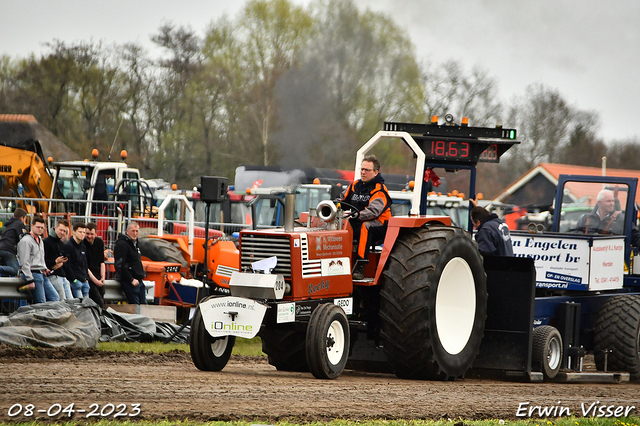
[0,195,242,313]
[0,277,142,312]
[0,197,126,253]
[1,195,254,241]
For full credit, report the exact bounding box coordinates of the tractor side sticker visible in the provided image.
[295,304,312,317]
[314,234,345,256]
[308,278,330,295]
[321,257,350,276]
[334,297,353,315]
[276,302,295,324]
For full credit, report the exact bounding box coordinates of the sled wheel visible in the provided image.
[532,325,563,379]
[260,329,309,372]
[138,237,188,268]
[379,226,487,380]
[594,295,640,380]
[306,303,350,379]
[189,304,235,371]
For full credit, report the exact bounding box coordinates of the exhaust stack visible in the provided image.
[284,192,295,232]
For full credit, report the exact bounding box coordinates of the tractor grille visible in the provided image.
[300,234,321,277]
[240,234,292,278]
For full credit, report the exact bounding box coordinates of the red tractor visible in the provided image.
[189,118,520,379]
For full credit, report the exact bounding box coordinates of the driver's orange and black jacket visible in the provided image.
[340,173,393,224]
[340,174,392,257]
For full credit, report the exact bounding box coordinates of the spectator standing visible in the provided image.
[84,222,106,309]
[470,199,514,257]
[17,215,59,303]
[0,208,28,277]
[44,219,73,300]
[64,222,90,298]
[114,221,147,304]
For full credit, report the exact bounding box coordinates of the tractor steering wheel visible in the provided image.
[575,213,601,234]
[336,201,361,220]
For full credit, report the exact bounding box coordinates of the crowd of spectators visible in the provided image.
[0,213,108,307]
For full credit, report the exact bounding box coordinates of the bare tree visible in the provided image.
[421,60,503,127]
[506,84,573,173]
[556,111,606,167]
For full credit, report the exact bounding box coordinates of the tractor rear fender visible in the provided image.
[148,234,191,262]
[373,216,452,285]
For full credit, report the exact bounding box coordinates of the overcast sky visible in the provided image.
[1,0,638,142]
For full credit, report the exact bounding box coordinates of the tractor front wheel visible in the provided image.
[306,303,350,379]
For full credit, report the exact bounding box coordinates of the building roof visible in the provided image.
[495,162,640,207]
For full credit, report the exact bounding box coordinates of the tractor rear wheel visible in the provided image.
[260,329,309,372]
[379,226,486,380]
[594,295,640,380]
[306,303,350,379]
[189,304,235,371]
[138,237,188,268]
[532,325,563,379]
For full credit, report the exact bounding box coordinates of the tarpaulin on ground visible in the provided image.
[0,298,101,348]
[100,308,190,344]
[0,299,190,347]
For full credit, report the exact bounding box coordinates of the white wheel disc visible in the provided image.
[435,257,476,355]
[211,336,229,357]
[326,319,346,365]
[547,336,562,370]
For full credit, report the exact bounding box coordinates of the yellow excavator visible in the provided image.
[0,138,53,213]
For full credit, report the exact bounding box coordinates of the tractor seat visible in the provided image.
[368,224,387,253]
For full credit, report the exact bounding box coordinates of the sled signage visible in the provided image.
[200,296,267,338]
[589,238,624,291]
[511,234,624,291]
[512,234,590,290]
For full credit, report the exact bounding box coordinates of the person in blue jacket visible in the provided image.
[470,205,514,257]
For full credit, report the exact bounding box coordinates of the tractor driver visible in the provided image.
[337,155,392,280]
[577,189,624,234]
[577,189,640,248]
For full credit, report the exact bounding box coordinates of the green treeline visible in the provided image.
[1,0,637,197]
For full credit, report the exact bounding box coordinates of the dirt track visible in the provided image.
[0,346,638,423]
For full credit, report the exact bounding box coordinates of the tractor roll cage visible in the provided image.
[355,121,519,230]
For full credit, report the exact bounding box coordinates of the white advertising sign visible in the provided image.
[511,235,590,290]
[333,297,353,315]
[511,234,626,291]
[277,302,296,323]
[589,238,624,290]
[321,257,351,276]
[199,296,267,338]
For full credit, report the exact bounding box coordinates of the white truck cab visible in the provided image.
[49,159,147,219]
